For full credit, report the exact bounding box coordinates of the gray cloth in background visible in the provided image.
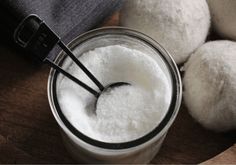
[0,0,122,61]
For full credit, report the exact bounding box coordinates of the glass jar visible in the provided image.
[47,27,182,163]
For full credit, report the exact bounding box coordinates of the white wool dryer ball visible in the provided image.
[120,0,210,64]
[207,0,236,40]
[183,41,236,131]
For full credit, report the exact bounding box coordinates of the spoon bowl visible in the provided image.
[95,82,131,110]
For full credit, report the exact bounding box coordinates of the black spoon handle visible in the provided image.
[57,40,104,91]
[45,58,99,97]
[14,14,104,95]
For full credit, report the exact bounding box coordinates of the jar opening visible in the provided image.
[48,27,182,149]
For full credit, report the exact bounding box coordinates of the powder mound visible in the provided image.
[207,0,236,40]
[120,0,210,64]
[57,45,172,142]
[183,40,236,131]
[96,85,162,142]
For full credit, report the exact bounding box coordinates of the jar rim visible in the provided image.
[47,27,182,150]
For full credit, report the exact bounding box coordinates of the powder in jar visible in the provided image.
[57,45,172,143]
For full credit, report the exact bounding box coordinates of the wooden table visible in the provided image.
[0,12,235,164]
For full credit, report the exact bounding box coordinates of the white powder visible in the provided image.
[57,45,172,143]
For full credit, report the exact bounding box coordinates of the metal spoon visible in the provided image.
[14,14,130,108]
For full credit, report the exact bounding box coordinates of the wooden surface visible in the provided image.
[0,12,235,164]
[202,144,236,164]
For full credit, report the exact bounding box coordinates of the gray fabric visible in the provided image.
[0,0,122,61]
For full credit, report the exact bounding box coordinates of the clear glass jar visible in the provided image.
[47,27,182,163]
